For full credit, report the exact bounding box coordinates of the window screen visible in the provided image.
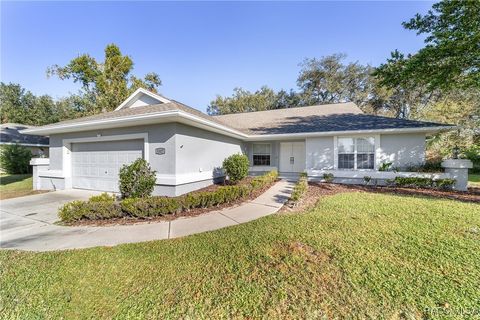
[253,144,271,166]
[337,137,375,170]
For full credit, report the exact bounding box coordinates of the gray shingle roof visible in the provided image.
[213,103,449,134]
[1,123,49,145]
[32,101,229,130]
[24,101,452,136]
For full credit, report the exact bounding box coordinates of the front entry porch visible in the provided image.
[246,140,306,176]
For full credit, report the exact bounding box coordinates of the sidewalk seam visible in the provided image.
[249,202,283,209]
[218,212,241,224]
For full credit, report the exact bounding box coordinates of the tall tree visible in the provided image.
[375,0,480,91]
[420,89,480,158]
[297,54,375,109]
[0,83,77,126]
[208,86,280,115]
[48,44,162,113]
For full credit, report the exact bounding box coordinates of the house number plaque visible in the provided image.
[155,148,166,155]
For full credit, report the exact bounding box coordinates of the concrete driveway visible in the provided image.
[1,189,102,225]
[0,181,293,252]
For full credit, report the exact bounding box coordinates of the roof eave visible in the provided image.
[244,125,457,141]
[20,111,249,140]
[20,112,455,142]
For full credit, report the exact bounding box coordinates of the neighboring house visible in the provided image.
[1,123,49,158]
[23,88,453,196]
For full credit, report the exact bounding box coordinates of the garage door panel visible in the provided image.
[72,139,144,192]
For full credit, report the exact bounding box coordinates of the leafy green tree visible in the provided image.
[375,0,480,91]
[208,86,279,115]
[297,54,375,109]
[420,89,480,159]
[0,144,32,174]
[48,44,162,113]
[0,82,79,125]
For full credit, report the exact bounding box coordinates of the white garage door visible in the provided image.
[72,139,144,192]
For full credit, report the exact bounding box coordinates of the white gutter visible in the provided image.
[21,110,455,141]
[243,125,456,141]
[0,142,49,147]
[21,110,249,139]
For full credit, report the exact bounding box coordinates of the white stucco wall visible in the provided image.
[379,133,426,168]
[305,133,425,170]
[48,123,177,175]
[46,122,244,195]
[174,123,244,176]
[306,136,334,170]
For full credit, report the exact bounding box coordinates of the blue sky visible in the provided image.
[1,1,433,112]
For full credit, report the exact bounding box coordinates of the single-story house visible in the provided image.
[23,88,455,196]
[1,123,49,157]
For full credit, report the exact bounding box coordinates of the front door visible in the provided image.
[279,142,306,173]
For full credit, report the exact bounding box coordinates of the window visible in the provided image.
[337,137,375,170]
[253,143,271,166]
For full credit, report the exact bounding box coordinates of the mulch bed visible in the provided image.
[281,182,480,213]
[66,177,277,227]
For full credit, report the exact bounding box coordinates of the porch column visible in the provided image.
[30,158,50,190]
[441,159,473,191]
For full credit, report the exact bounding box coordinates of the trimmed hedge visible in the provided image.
[290,173,308,203]
[58,193,122,222]
[393,177,456,190]
[59,171,279,222]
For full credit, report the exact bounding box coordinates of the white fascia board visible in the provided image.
[20,112,455,141]
[115,88,171,111]
[20,110,249,140]
[175,111,248,139]
[0,142,49,147]
[243,126,456,141]
[20,111,180,135]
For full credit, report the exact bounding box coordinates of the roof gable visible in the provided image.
[115,88,171,111]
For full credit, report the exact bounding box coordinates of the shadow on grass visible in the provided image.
[0,174,32,186]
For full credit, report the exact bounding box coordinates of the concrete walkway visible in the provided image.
[0,181,294,251]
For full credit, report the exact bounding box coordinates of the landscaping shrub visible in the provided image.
[222,154,249,183]
[462,145,480,174]
[393,177,456,190]
[378,162,393,172]
[0,144,32,174]
[394,177,434,188]
[404,160,443,173]
[119,159,156,199]
[121,197,182,218]
[323,173,334,183]
[58,193,122,222]
[59,171,279,222]
[434,178,456,190]
[290,173,308,203]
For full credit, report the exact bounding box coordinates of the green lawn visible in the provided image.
[1,193,479,319]
[469,174,480,187]
[0,174,38,200]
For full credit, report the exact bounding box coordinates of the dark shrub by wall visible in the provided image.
[118,159,157,199]
[222,154,249,184]
[0,144,32,174]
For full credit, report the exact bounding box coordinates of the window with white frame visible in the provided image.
[252,143,271,166]
[337,137,375,170]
